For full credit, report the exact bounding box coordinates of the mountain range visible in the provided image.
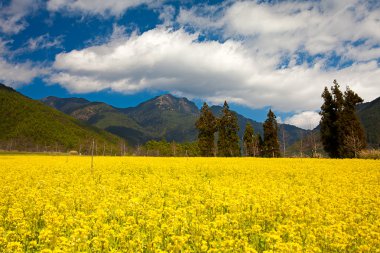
[1,82,379,153]
[42,94,310,147]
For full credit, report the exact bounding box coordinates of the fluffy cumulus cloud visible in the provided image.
[0,38,46,87]
[0,58,46,87]
[284,111,321,130]
[47,0,157,16]
[50,28,255,94]
[49,27,380,117]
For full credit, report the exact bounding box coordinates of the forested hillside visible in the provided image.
[0,84,123,154]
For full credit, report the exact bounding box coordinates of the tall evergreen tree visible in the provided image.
[195,102,217,156]
[339,87,366,157]
[217,101,240,157]
[320,85,340,158]
[262,109,280,157]
[320,80,366,158]
[243,123,254,156]
[243,122,260,156]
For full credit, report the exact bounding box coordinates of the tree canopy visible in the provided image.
[320,80,366,158]
[195,102,217,156]
[262,109,280,157]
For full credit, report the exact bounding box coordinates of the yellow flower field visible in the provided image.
[0,156,379,252]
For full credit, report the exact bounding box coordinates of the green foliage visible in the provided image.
[320,80,366,158]
[142,140,199,156]
[243,122,260,156]
[0,84,122,154]
[339,87,366,157]
[320,85,340,158]
[195,102,217,156]
[217,101,240,157]
[210,105,308,147]
[262,109,280,157]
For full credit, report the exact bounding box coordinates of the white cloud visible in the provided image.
[178,4,226,31]
[178,1,380,62]
[25,34,64,51]
[47,0,157,16]
[50,28,255,94]
[49,27,380,112]
[0,0,41,34]
[159,5,176,27]
[0,38,46,86]
[0,58,47,87]
[284,111,321,130]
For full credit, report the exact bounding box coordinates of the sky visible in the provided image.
[1,0,380,129]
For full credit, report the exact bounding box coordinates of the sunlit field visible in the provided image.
[0,156,379,252]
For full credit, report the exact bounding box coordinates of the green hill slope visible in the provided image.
[0,84,123,154]
[42,96,152,146]
[357,97,380,148]
[43,94,200,145]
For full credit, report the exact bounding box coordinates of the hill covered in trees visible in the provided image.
[0,83,123,154]
[357,97,380,148]
[42,94,199,146]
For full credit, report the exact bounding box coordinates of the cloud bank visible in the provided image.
[50,26,380,114]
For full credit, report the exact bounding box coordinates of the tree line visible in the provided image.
[196,80,367,158]
[195,101,280,157]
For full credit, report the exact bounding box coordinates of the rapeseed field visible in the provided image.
[0,156,379,252]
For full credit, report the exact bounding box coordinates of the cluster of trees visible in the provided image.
[140,140,199,156]
[320,80,366,158]
[195,101,280,157]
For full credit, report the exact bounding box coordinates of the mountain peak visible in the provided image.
[156,93,174,101]
[136,93,199,114]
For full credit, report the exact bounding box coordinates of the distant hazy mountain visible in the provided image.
[42,94,310,146]
[0,83,123,153]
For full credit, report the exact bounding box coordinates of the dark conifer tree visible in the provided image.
[339,87,366,157]
[262,109,280,157]
[217,101,240,157]
[320,85,340,158]
[320,80,366,158]
[243,122,254,156]
[195,102,217,156]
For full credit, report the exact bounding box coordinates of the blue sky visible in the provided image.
[1,0,380,129]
